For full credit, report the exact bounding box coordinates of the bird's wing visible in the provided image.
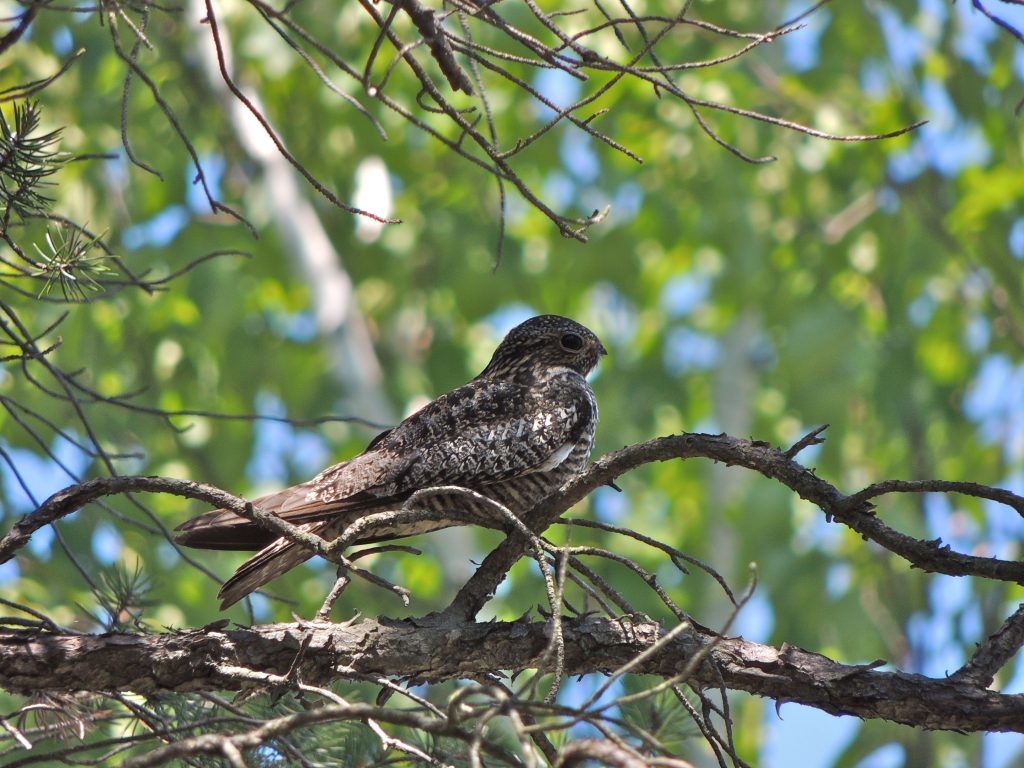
[175,378,592,548]
[172,470,403,550]
[305,377,592,504]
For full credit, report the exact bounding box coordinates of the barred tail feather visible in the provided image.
[217,537,316,609]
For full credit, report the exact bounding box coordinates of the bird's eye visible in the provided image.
[560,332,584,351]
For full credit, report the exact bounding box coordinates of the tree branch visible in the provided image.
[953,602,1024,686]
[446,432,1024,619]
[2,615,1022,733]
[0,1,42,57]
[389,0,475,94]
[0,475,245,565]
[4,432,1024,740]
[5,431,1024,611]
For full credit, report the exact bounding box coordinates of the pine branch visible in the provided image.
[0,101,66,231]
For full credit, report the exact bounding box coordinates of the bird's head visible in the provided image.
[478,315,607,382]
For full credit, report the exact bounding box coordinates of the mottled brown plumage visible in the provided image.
[175,314,606,608]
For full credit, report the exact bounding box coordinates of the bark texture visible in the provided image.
[2,615,1021,733]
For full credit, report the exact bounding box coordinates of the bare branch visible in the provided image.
[784,423,828,459]
[9,431,1023,612]
[0,1,41,57]
[389,0,475,94]
[200,0,400,224]
[953,602,1024,686]
[844,479,1024,518]
[446,432,1024,620]
[556,738,652,768]
[5,430,1023,744]
[2,615,1023,733]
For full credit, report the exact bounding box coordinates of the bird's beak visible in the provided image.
[598,343,608,357]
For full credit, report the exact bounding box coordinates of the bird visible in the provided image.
[175,314,606,609]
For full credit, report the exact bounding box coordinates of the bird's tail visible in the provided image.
[174,483,320,551]
[216,530,318,609]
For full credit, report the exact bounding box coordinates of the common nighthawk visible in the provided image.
[176,314,606,608]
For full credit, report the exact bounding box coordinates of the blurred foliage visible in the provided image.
[1,0,1023,765]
